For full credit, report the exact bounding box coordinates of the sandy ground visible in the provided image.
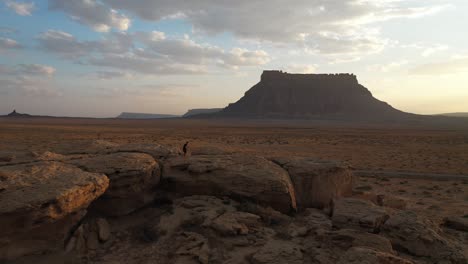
[1,117,468,174]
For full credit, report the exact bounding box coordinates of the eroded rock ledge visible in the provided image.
[0,140,466,264]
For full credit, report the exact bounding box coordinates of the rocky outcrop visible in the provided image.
[2,142,465,264]
[332,198,389,233]
[444,216,468,232]
[115,143,181,159]
[272,157,353,209]
[381,211,467,263]
[209,71,410,120]
[163,154,297,213]
[337,247,414,264]
[68,153,160,216]
[0,162,108,260]
[251,240,304,264]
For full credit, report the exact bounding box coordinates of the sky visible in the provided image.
[0,0,467,117]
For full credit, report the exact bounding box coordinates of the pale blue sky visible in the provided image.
[1,0,467,117]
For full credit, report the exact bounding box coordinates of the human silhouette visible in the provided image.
[183,141,189,156]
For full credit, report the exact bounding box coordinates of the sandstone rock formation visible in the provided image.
[0,162,108,260]
[444,216,468,232]
[332,198,389,233]
[208,71,411,120]
[337,247,414,264]
[1,141,466,264]
[272,157,353,209]
[68,152,160,216]
[163,154,297,213]
[381,211,468,263]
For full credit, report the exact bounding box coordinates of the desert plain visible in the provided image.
[1,117,467,264]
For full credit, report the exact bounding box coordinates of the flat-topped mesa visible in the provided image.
[261,70,357,83]
[208,70,410,120]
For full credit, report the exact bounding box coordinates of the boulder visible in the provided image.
[156,196,240,237]
[272,157,353,210]
[381,211,467,263]
[163,155,297,213]
[338,247,414,264]
[69,152,160,216]
[327,229,394,254]
[376,195,408,210]
[0,150,67,166]
[211,211,261,236]
[332,198,389,233]
[443,216,468,232]
[0,161,108,260]
[115,143,181,159]
[251,240,303,264]
[292,208,332,236]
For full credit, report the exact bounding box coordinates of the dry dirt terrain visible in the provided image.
[0,117,467,264]
[1,117,468,175]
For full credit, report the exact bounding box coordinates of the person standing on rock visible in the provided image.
[183,141,190,156]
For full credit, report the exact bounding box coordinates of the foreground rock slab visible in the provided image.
[69,152,160,216]
[0,161,108,260]
[272,157,353,210]
[338,247,414,264]
[381,211,468,264]
[332,198,389,233]
[163,154,297,213]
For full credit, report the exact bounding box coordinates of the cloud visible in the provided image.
[0,37,22,51]
[421,45,449,57]
[18,64,56,76]
[4,0,34,16]
[0,63,56,76]
[368,60,409,73]
[409,57,468,75]
[0,77,61,97]
[38,30,270,75]
[99,0,448,56]
[48,0,130,32]
[92,71,133,80]
[0,64,60,97]
[401,43,449,57]
[283,64,317,74]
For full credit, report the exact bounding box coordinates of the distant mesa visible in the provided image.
[116,112,180,119]
[437,112,468,118]
[192,70,413,121]
[183,108,222,117]
[6,110,31,118]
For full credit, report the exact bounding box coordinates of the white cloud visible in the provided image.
[0,37,22,51]
[401,43,449,57]
[0,63,56,77]
[0,77,61,97]
[4,0,34,16]
[368,60,409,72]
[48,0,130,32]
[38,30,270,75]
[283,64,317,74]
[0,64,60,97]
[99,0,448,57]
[421,45,449,57]
[18,64,56,76]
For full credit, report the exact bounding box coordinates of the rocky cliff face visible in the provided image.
[216,71,409,120]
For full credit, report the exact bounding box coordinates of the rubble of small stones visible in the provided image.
[0,140,466,263]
